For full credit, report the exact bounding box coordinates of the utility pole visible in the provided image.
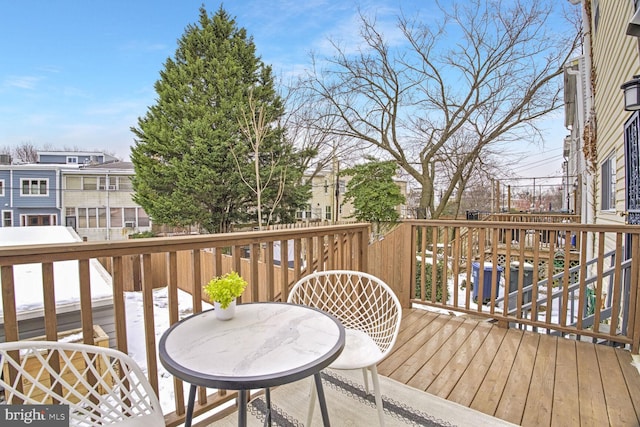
[491,178,495,213]
[331,152,339,224]
[334,156,340,224]
[532,178,536,211]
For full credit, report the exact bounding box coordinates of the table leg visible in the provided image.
[314,372,331,427]
[185,384,196,427]
[265,387,272,427]
[238,389,248,427]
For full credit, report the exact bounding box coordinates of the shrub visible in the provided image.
[415,261,445,302]
[129,231,156,239]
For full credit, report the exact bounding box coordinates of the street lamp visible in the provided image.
[621,75,640,110]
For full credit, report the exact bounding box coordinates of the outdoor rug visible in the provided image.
[211,368,517,426]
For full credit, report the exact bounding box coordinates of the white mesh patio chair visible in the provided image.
[0,340,164,426]
[288,270,402,426]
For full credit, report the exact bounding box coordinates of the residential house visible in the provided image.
[299,168,409,222]
[0,151,151,241]
[565,0,639,235]
[62,161,151,241]
[298,169,350,222]
[37,150,118,166]
[563,55,589,220]
[563,0,640,344]
[0,163,67,227]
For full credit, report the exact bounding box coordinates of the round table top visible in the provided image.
[159,302,345,390]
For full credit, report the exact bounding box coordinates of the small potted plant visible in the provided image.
[203,271,248,320]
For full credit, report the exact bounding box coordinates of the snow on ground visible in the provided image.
[0,226,113,321]
[124,286,212,413]
[415,253,575,327]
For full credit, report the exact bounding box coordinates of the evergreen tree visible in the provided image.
[131,6,309,233]
[342,158,405,233]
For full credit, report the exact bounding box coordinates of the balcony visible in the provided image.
[0,220,639,426]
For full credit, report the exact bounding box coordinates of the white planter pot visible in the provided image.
[214,299,236,320]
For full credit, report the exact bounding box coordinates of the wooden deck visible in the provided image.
[378,308,640,427]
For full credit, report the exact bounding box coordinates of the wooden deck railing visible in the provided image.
[404,220,640,352]
[485,213,581,223]
[2,219,639,424]
[0,223,370,426]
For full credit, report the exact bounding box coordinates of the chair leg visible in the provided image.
[307,377,317,427]
[370,365,385,426]
[362,367,370,393]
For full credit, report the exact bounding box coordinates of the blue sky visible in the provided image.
[0,0,572,181]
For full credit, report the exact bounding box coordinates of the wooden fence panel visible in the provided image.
[368,223,412,308]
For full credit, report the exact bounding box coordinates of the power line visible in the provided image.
[516,156,564,174]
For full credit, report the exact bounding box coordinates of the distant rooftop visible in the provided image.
[81,161,134,170]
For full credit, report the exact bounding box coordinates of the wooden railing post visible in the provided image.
[400,219,640,349]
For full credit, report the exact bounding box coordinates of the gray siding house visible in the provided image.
[37,151,118,165]
[0,164,68,227]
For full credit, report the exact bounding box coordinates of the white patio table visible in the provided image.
[159,302,345,427]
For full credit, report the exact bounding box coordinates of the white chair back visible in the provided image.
[288,270,402,357]
[0,341,164,426]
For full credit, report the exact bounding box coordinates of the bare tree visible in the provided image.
[236,91,298,230]
[12,142,39,163]
[281,80,361,183]
[301,0,578,218]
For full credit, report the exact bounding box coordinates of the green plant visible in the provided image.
[128,231,156,239]
[203,271,248,309]
[415,261,445,302]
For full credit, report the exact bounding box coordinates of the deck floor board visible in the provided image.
[551,338,580,427]
[595,345,639,426]
[385,309,640,426]
[521,333,556,427]
[426,321,492,398]
[447,323,507,407]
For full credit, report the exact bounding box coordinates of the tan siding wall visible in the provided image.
[62,173,150,241]
[306,171,408,221]
[592,1,638,227]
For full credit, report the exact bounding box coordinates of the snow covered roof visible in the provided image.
[0,226,113,322]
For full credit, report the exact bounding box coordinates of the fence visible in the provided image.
[399,220,640,351]
[0,223,369,426]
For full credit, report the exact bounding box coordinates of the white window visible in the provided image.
[119,178,133,191]
[124,207,136,227]
[2,211,11,227]
[138,208,150,226]
[601,152,616,211]
[110,207,123,227]
[99,176,117,190]
[66,176,81,190]
[83,177,97,190]
[325,205,332,220]
[0,179,4,196]
[20,179,48,196]
[66,156,78,164]
[77,208,101,228]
